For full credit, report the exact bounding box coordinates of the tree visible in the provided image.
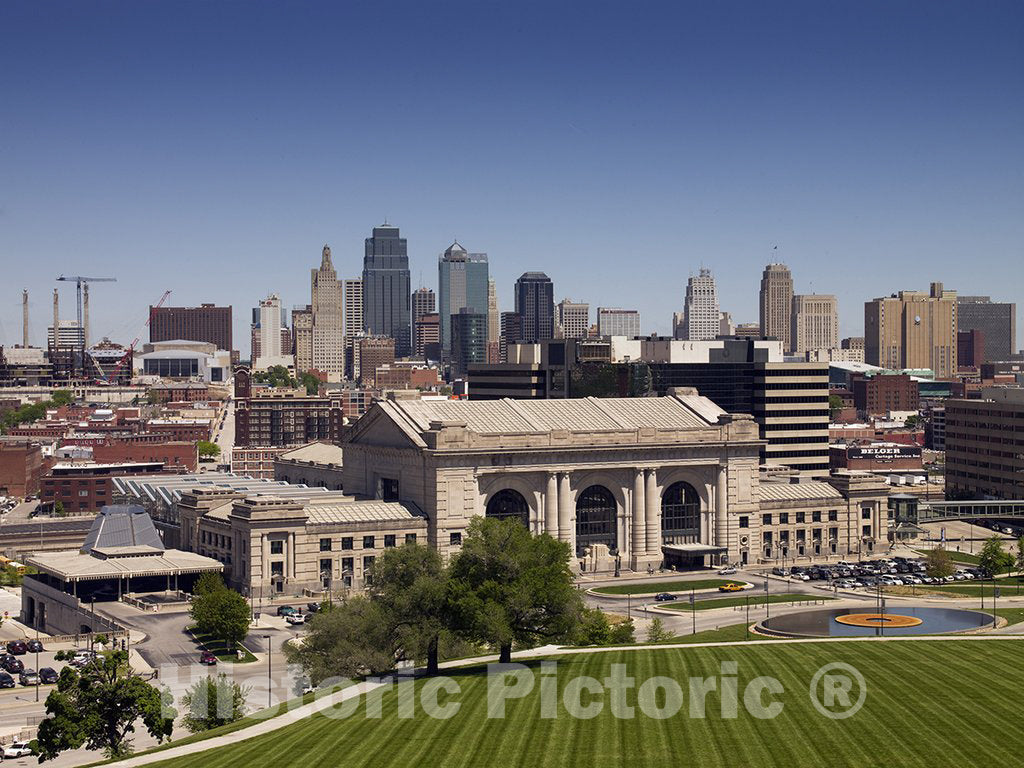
[190,575,251,652]
[926,546,955,580]
[905,414,920,428]
[197,440,221,459]
[572,607,635,646]
[448,517,583,663]
[1016,536,1024,577]
[298,371,321,396]
[829,394,844,419]
[368,543,451,674]
[252,365,297,389]
[36,651,174,761]
[180,674,249,733]
[53,501,66,517]
[646,617,673,643]
[978,535,1014,577]
[285,595,396,683]
[50,390,73,406]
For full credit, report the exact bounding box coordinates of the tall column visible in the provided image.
[631,469,645,558]
[644,468,660,555]
[715,465,729,557]
[545,473,558,536]
[558,472,573,553]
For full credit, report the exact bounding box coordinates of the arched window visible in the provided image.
[485,489,530,527]
[576,485,617,556]
[662,481,701,537]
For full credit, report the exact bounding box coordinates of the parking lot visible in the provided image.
[766,555,988,591]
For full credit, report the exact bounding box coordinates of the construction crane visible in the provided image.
[107,290,172,383]
[56,275,116,378]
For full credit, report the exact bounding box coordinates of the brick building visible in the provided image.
[91,441,198,472]
[0,439,46,498]
[852,374,919,418]
[945,387,1024,499]
[149,304,233,358]
[829,443,923,472]
[233,368,344,448]
[42,462,166,515]
[358,337,396,385]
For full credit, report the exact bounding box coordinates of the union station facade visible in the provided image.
[343,389,885,572]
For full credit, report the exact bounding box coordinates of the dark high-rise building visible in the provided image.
[451,308,488,377]
[362,224,412,357]
[499,311,523,363]
[150,304,232,354]
[957,329,984,370]
[438,243,489,353]
[514,272,554,343]
[956,296,1016,363]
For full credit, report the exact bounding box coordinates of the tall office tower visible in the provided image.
[597,307,641,338]
[514,272,555,343]
[760,263,794,352]
[680,268,719,341]
[363,224,411,356]
[310,245,344,380]
[47,323,85,350]
[451,308,488,377]
[790,294,839,355]
[956,296,1016,362]
[357,336,396,385]
[438,242,489,352]
[414,313,441,359]
[292,305,313,372]
[412,287,435,324]
[864,282,958,377]
[342,278,363,338]
[556,299,590,339]
[253,294,287,369]
[487,279,500,345]
[149,304,233,354]
[499,311,523,362]
[719,311,735,337]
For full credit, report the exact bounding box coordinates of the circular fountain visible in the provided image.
[758,606,994,638]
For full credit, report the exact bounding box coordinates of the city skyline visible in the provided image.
[2,2,1022,353]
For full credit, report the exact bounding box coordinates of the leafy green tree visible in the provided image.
[190,575,251,651]
[829,394,844,418]
[926,546,955,580]
[572,607,635,645]
[252,365,297,389]
[50,390,73,406]
[197,440,221,459]
[36,651,174,761]
[285,595,395,683]
[978,535,1014,577]
[646,617,674,643]
[448,517,583,663]
[53,501,66,517]
[369,543,451,674]
[298,371,321,395]
[180,674,249,733]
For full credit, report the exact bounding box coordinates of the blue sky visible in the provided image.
[2,1,1022,354]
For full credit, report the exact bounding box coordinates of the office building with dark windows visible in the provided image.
[362,224,412,356]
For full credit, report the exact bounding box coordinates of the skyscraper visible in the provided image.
[556,299,590,339]
[760,263,794,351]
[597,307,641,338]
[680,269,719,341]
[956,296,1016,362]
[292,305,313,373]
[412,287,436,359]
[487,279,500,345]
[342,278,363,339]
[412,287,436,325]
[149,304,233,355]
[514,272,555,343]
[438,242,489,353]
[311,245,344,380]
[254,294,288,370]
[451,308,488,377]
[790,294,839,355]
[363,224,411,356]
[864,282,958,377]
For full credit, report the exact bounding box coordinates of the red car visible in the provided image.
[6,641,27,656]
[199,651,217,665]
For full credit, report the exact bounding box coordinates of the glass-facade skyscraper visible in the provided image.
[438,242,489,353]
[362,224,412,357]
[514,272,555,343]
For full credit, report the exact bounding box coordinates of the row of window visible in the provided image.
[315,533,417,552]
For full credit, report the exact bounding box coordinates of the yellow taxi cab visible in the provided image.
[718,582,745,593]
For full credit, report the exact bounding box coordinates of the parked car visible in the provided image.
[26,639,44,653]
[19,669,39,686]
[0,671,15,689]
[276,605,298,617]
[1,656,24,674]
[653,593,677,602]
[306,602,321,613]
[199,651,217,665]
[2,742,35,759]
[38,667,59,684]
[717,567,737,575]
[771,567,790,576]
[718,583,745,593]
[286,613,306,625]
[5,640,27,656]
[69,650,96,668]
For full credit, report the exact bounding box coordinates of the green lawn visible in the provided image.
[150,640,1024,768]
[890,577,1024,599]
[659,593,833,612]
[651,622,763,644]
[188,628,258,664]
[592,579,739,596]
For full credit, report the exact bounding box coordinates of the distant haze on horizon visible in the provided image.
[1,1,1021,355]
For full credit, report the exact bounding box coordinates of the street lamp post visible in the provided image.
[745,596,750,641]
[764,577,770,619]
[34,625,40,703]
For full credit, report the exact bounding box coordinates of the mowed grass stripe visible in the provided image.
[152,641,1024,768]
